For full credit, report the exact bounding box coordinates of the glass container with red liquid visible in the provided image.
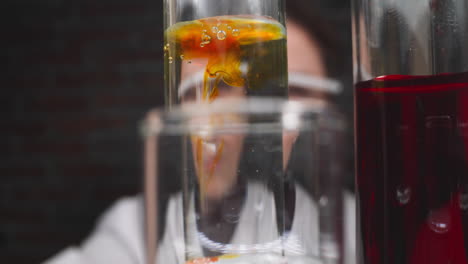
[352,0,468,263]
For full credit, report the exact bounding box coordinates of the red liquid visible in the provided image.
[355,72,468,264]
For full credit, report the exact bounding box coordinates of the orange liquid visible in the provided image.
[165,15,287,101]
[186,254,239,264]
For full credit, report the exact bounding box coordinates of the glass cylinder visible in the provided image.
[352,0,468,264]
[143,98,346,264]
[163,0,288,107]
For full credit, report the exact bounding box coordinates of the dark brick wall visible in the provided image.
[2,0,163,262]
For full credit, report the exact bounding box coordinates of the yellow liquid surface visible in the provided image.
[165,15,287,101]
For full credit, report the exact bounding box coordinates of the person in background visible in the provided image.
[44,0,354,263]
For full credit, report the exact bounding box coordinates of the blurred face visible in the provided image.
[189,113,245,201]
[287,19,328,102]
[180,59,246,201]
[180,20,331,197]
[283,20,329,168]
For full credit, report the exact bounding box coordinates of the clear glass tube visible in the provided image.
[352,1,468,264]
[352,0,468,80]
[163,0,287,107]
[143,97,346,264]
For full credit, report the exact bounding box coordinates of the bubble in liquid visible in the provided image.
[180,54,185,60]
[427,208,451,234]
[396,186,411,205]
[168,56,173,63]
[202,34,211,42]
[232,29,240,37]
[211,26,218,33]
[460,193,468,210]
[227,26,232,31]
[200,32,211,47]
[217,30,227,40]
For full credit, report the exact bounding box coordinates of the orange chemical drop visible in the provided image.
[165,15,286,102]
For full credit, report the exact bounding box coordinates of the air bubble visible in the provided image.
[200,32,211,47]
[227,26,232,31]
[168,56,173,63]
[217,30,226,40]
[396,186,411,205]
[180,54,185,60]
[211,26,218,33]
[202,34,211,42]
[232,29,240,37]
[427,208,451,234]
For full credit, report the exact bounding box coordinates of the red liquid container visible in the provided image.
[352,0,468,263]
[355,72,468,264]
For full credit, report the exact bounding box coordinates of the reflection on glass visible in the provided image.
[143,98,345,264]
[353,0,468,263]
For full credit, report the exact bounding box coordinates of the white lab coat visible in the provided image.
[44,186,355,264]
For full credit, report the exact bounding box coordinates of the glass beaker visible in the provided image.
[352,0,468,263]
[163,0,287,107]
[142,97,346,264]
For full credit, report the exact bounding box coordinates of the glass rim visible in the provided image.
[140,97,346,137]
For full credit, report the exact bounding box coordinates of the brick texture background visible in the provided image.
[1,0,351,263]
[2,0,163,262]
